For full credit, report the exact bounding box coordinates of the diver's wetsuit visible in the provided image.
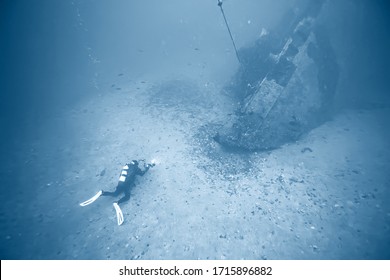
[101,161,150,204]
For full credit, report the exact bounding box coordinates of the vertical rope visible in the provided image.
[218,1,241,63]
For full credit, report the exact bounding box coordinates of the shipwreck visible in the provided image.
[214,0,339,151]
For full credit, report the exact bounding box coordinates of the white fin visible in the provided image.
[80,190,102,207]
[113,203,124,226]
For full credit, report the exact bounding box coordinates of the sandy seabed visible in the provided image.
[1,76,389,260]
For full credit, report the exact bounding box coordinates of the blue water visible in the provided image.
[0,0,389,260]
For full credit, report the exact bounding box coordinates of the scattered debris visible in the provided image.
[301,147,313,153]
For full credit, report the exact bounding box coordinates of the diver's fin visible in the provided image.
[113,203,124,226]
[80,190,103,207]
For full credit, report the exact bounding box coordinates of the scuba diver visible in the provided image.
[80,160,155,225]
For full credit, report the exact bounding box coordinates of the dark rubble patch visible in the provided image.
[192,124,259,180]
